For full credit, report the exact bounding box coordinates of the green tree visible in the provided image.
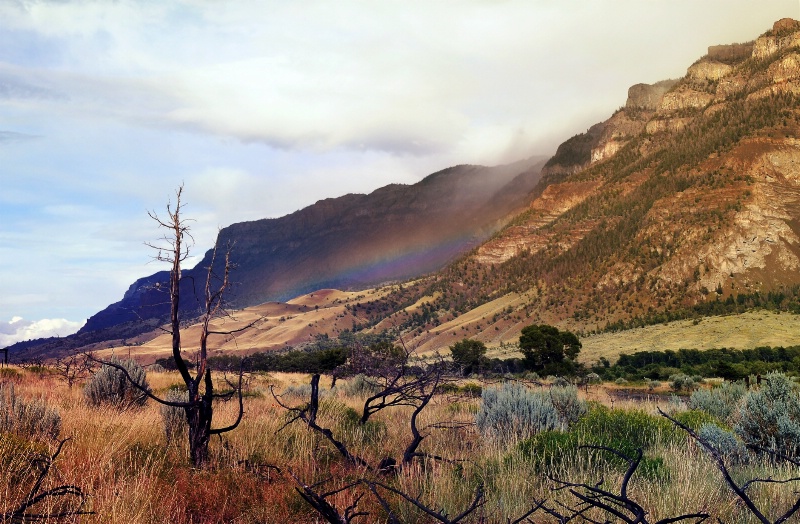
[450,338,487,375]
[519,324,582,371]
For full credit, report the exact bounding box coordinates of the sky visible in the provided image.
[0,0,796,346]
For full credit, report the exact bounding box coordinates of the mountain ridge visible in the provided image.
[76,156,547,336]
[12,18,800,361]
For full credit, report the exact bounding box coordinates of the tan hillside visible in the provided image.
[97,287,393,363]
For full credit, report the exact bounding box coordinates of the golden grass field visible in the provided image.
[104,283,800,368]
[3,365,800,523]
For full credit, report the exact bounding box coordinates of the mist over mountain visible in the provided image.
[77,156,546,335]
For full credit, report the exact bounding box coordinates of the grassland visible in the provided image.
[3,365,800,523]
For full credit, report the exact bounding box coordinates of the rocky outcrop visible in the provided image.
[768,52,800,83]
[659,86,714,112]
[707,43,754,63]
[626,82,674,110]
[476,180,602,264]
[588,82,677,163]
[753,18,800,60]
[645,117,692,135]
[687,61,733,82]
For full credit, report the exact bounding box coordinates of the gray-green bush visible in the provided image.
[160,388,187,446]
[689,381,746,422]
[735,372,800,456]
[698,423,749,464]
[84,357,150,410]
[341,374,381,397]
[0,383,61,439]
[549,385,587,426]
[669,373,700,392]
[477,383,585,444]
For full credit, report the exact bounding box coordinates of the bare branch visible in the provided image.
[548,443,709,524]
[271,375,370,469]
[367,480,485,524]
[658,407,799,524]
[285,470,367,524]
[3,438,94,522]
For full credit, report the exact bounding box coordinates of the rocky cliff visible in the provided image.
[356,18,800,350]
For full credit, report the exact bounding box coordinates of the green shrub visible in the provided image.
[459,382,483,397]
[669,373,700,392]
[476,383,559,444]
[517,406,671,481]
[516,430,578,468]
[573,405,676,454]
[0,368,22,380]
[698,423,749,464]
[671,409,724,431]
[0,383,61,440]
[341,375,380,397]
[84,357,150,410]
[549,385,587,426]
[689,381,746,422]
[160,388,187,446]
[336,405,386,445]
[735,372,800,456]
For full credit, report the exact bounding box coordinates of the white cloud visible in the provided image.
[2,0,791,159]
[0,0,796,326]
[0,316,85,347]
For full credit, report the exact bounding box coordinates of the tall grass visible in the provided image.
[1,367,799,522]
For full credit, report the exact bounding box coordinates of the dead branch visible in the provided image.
[285,470,368,524]
[548,444,708,524]
[3,438,94,522]
[52,353,95,389]
[271,374,370,468]
[367,480,485,524]
[659,408,800,524]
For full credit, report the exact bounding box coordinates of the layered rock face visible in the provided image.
[463,18,800,334]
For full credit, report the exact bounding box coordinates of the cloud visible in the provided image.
[0,0,795,326]
[0,316,85,347]
[0,130,39,143]
[0,0,793,160]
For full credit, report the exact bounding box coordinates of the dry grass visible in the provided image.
[2,366,800,523]
[580,310,800,363]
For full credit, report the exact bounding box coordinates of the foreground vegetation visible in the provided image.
[3,362,800,523]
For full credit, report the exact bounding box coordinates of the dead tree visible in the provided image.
[52,353,95,389]
[286,472,368,524]
[2,438,93,521]
[547,445,709,524]
[274,373,370,468]
[366,480,485,524]
[660,408,800,524]
[91,186,255,467]
[281,473,489,524]
[273,342,457,473]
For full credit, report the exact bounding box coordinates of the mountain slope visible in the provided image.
[77,157,547,335]
[350,18,800,351]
